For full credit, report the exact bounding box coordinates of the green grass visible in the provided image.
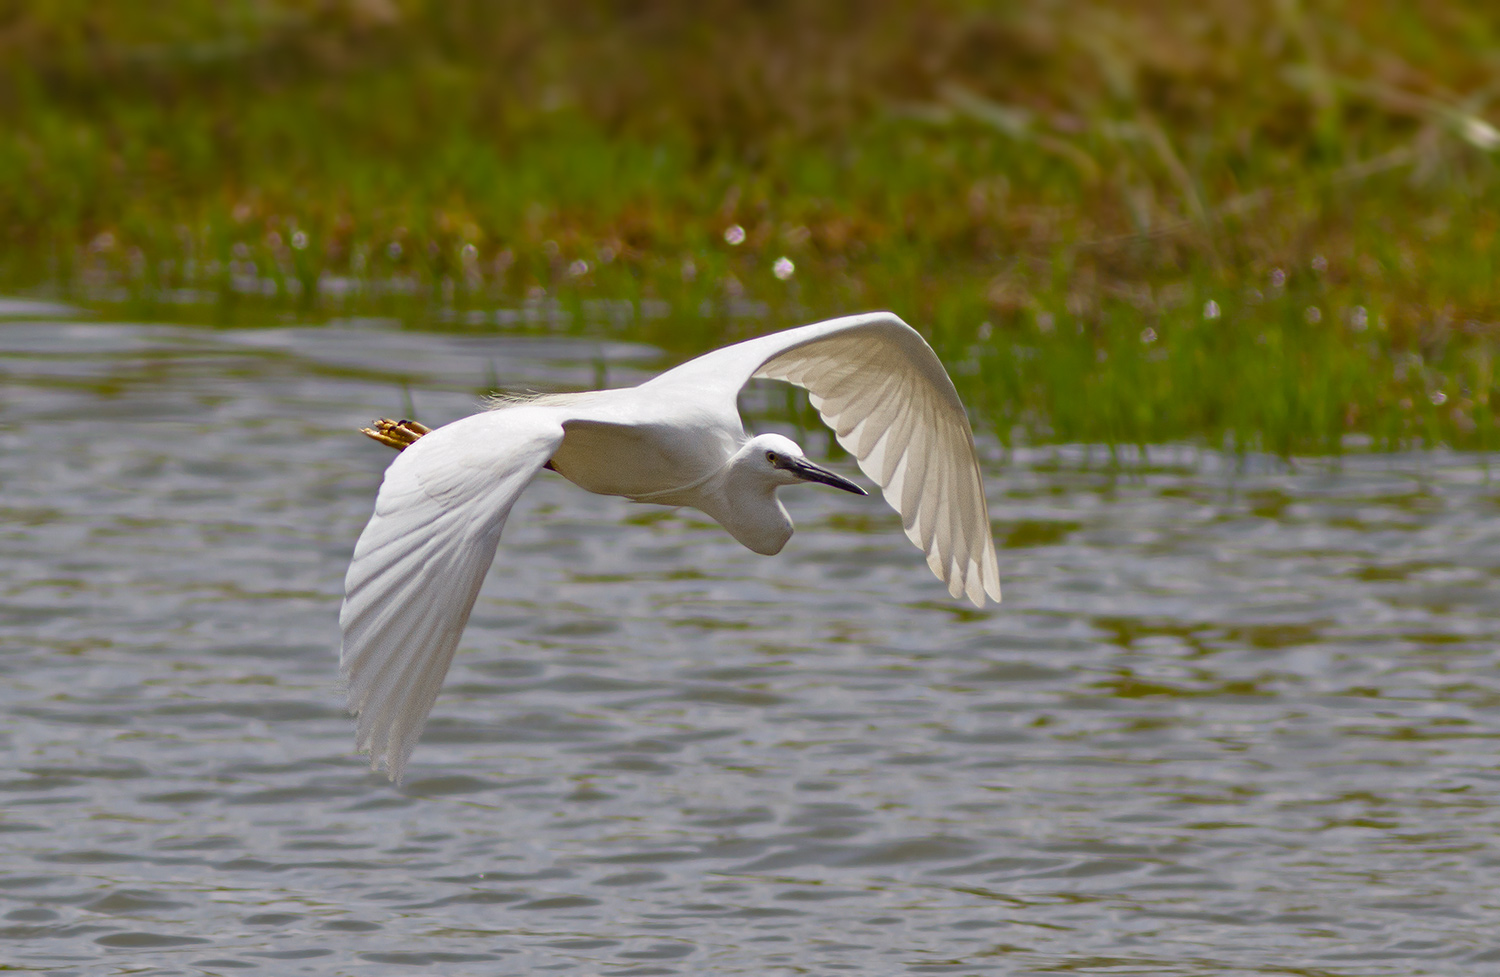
[2,0,1497,454]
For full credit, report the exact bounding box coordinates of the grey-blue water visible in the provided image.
[2,314,1498,976]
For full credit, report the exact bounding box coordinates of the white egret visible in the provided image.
[341,311,1001,780]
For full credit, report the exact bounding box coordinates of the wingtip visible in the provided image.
[361,745,405,785]
[966,589,1001,609]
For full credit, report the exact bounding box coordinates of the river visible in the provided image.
[2,313,1498,975]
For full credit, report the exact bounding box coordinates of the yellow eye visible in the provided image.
[765,451,777,463]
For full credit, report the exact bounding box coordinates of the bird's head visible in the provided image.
[742,433,867,495]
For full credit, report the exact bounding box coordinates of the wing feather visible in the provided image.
[739,313,999,606]
[339,408,565,781]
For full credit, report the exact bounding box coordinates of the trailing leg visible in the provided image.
[361,418,431,451]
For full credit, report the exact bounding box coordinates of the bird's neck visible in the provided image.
[691,450,793,556]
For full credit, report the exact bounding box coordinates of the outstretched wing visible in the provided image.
[339,407,565,781]
[649,312,1000,607]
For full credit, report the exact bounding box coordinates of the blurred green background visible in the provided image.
[3,0,1497,454]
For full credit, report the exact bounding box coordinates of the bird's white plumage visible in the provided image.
[640,313,999,603]
[752,325,1001,606]
[340,409,564,779]
[340,312,1000,781]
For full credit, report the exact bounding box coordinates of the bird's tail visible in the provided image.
[361,418,431,451]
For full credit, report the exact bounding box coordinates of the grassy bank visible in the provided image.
[2,1,1497,453]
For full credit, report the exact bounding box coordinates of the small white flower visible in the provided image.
[1430,390,1448,406]
[569,259,589,277]
[724,225,746,246]
[1140,327,1157,344]
[1203,300,1220,320]
[772,256,795,280]
[290,230,309,250]
[1305,306,1322,323]
[1461,115,1500,151]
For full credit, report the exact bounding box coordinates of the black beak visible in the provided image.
[781,456,867,496]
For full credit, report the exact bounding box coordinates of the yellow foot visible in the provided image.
[361,417,432,451]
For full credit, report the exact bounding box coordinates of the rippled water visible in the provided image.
[3,315,1499,976]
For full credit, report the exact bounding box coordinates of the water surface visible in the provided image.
[2,316,1498,975]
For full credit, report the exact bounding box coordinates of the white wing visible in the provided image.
[339,407,565,781]
[650,312,1000,606]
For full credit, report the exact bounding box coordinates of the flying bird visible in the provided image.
[341,312,1001,780]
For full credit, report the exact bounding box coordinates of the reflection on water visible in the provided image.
[2,316,1498,976]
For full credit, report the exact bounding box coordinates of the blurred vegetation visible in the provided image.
[2,0,1498,454]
